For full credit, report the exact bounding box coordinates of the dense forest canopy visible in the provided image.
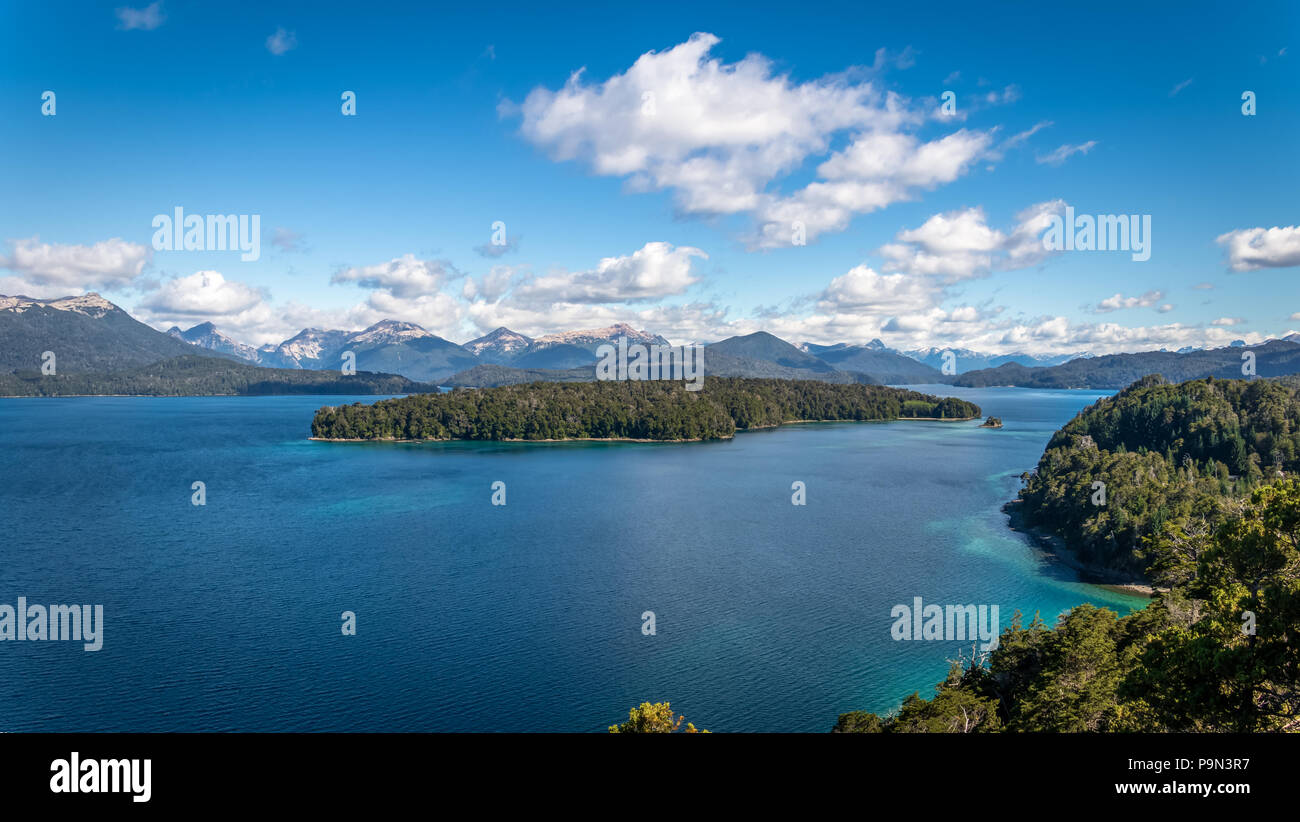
[310,378,981,442]
[1017,375,1300,578]
[834,478,1300,733]
[0,355,432,396]
[833,375,1300,733]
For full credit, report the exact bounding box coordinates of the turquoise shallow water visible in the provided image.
[0,385,1143,731]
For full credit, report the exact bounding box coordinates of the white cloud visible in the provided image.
[1211,317,1244,327]
[331,254,457,299]
[511,242,705,304]
[1094,290,1165,313]
[138,270,264,317]
[462,264,523,302]
[132,270,333,345]
[1169,78,1194,97]
[329,255,467,337]
[115,2,164,31]
[266,27,297,56]
[754,128,992,247]
[816,265,938,316]
[510,32,996,248]
[996,120,1052,153]
[1036,140,1097,166]
[0,236,152,295]
[878,200,1065,281]
[1216,225,1300,271]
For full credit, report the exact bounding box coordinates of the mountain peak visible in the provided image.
[348,320,434,346]
[532,323,666,349]
[464,326,533,358]
[0,293,118,318]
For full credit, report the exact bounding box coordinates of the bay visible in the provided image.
[0,385,1143,731]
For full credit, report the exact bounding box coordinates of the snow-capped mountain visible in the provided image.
[531,322,668,353]
[271,327,353,365]
[464,327,534,363]
[0,292,223,373]
[800,337,1090,375]
[0,293,116,318]
[168,322,266,363]
[346,320,435,346]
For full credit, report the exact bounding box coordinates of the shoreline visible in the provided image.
[1003,499,1161,597]
[310,414,983,443]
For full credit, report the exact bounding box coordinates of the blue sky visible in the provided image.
[1,0,1297,353]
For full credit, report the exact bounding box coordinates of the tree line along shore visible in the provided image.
[309,377,982,442]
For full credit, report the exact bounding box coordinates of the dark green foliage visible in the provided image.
[952,340,1300,389]
[0,298,227,373]
[0,355,432,396]
[1018,375,1300,579]
[837,480,1300,733]
[310,378,982,441]
[834,376,1300,733]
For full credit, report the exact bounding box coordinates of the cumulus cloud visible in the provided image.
[461,264,524,302]
[115,2,164,31]
[138,270,265,317]
[509,32,996,248]
[511,242,705,304]
[331,254,458,300]
[1212,317,1244,327]
[1036,140,1097,166]
[1216,225,1300,271]
[1094,290,1165,313]
[132,270,339,345]
[877,200,1065,281]
[816,265,938,316]
[0,236,152,295]
[328,254,468,337]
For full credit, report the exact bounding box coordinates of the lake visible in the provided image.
[0,385,1145,731]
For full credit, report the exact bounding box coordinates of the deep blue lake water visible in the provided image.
[0,385,1145,732]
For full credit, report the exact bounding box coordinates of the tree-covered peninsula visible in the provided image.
[310,378,981,442]
[1016,374,1300,580]
[831,375,1300,733]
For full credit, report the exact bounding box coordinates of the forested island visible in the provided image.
[0,355,436,397]
[827,374,1300,733]
[310,378,981,442]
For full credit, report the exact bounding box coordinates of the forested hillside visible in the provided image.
[1016,374,1300,578]
[952,340,1300,388]
[0,355,433,396]
[310,378,981,441]
[832,376,1300,732]
[833,479,1300,732]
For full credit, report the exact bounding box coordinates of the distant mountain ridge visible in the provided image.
[1,293,231,373]
[952,340,1300,389]
[10,293,1300,391]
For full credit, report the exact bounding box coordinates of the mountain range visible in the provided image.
[6,293,1300,392]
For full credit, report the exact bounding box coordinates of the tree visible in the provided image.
[609,702,709,733]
